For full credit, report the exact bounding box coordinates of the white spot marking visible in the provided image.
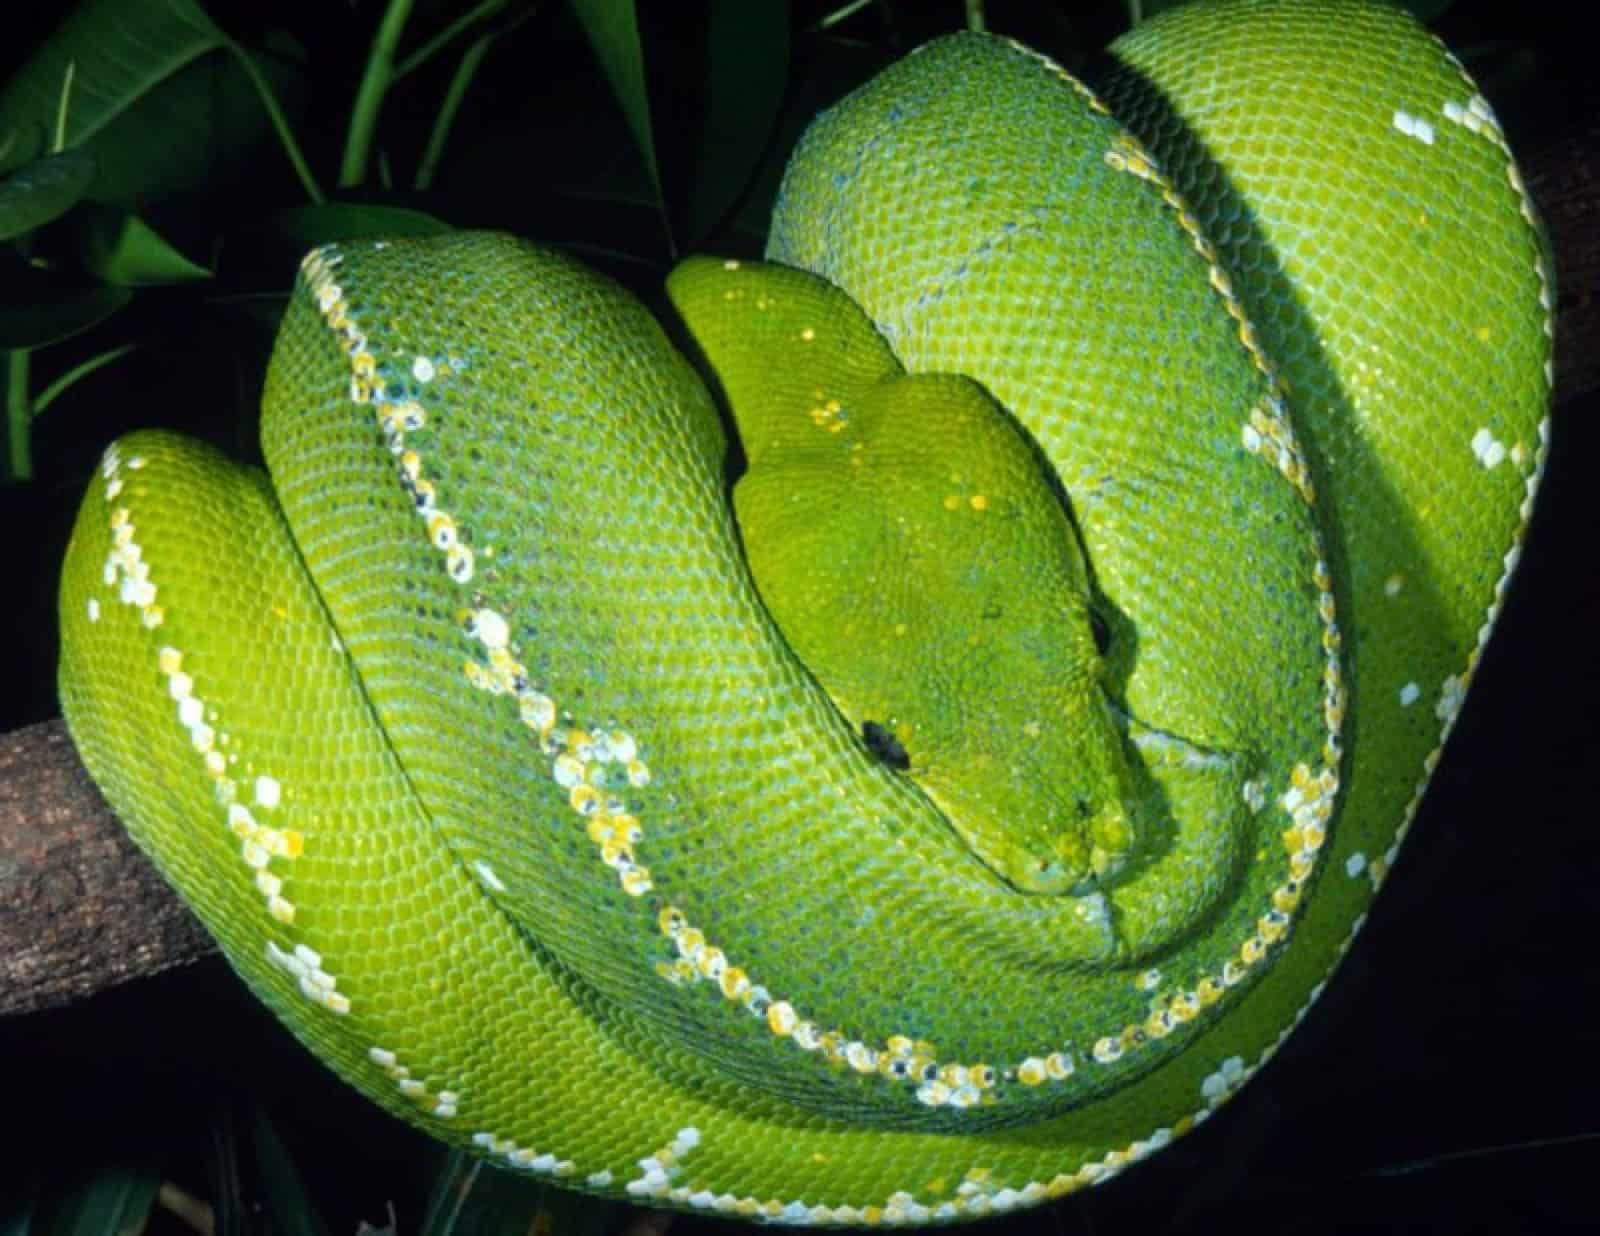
[412,356,436,383]
[1399,682,1421,707]
[1472,427,1507,469]
[255,775,282,809]
[1346,852,1367,878]
[474,609,510,651]
[1392,109,1435,145]
[1443,94,1502,140]
[1200,1055,1247,1104]
[1437,674,1467,724]
[473,859,507,892]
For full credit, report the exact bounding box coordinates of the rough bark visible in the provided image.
[0,720,215,1015]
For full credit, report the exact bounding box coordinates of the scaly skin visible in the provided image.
[56,1,1549,1225]
[667,257,1136,895]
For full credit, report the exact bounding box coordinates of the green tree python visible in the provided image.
[55,0,1551,1224]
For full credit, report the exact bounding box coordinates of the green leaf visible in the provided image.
[36,1166,161,1236]
[202,1103,244,1236]
[270,204,454,250]
[417,1149,478,1236]
[674,1,791,247]
[0,0,312,208]
[69,204,211,286]
[0,0,228,175]
[81,48,309,210]
[0,150,96,241]
[417,1148,618,1236]
[0,253,131,349]
[566,0,668,245]
[252,1110,334,1236]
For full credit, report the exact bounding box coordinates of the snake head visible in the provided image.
[739,379,1141,898]
[668,257,1140,897]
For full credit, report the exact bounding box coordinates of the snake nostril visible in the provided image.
[1089,609,1112,656]
[1075,796,1092,820]
[861,720,911,771]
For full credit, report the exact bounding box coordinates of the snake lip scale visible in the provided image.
[57,0,1550,1225]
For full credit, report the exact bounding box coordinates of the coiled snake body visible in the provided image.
[57,1,1550,1224]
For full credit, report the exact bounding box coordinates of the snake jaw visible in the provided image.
[910,682,1141,897]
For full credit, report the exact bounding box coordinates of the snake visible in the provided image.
[56,0,1550,1225]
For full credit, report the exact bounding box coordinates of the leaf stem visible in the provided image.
[816,0,876,30]
[341,0,418,189]
[31,344,137,417]
[394,0,509,82]
[4,350,31,482]
[222,41,326,204]
[414,33,494,190]
[52,61,76,152]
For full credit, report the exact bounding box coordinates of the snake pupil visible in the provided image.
[862,720,911,771]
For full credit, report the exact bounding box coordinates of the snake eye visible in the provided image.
[1089,609,1112,656]
[862,720,911,771]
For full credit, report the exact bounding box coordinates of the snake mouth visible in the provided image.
[986,794,1138,896]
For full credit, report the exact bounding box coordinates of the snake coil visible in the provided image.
[59,0,1550,1225]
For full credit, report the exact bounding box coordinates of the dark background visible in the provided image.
[2,2,1596,1233]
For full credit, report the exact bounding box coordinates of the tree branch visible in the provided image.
[0,720,214,1016]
